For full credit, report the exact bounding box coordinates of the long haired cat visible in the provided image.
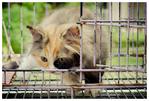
[12,7,108,96]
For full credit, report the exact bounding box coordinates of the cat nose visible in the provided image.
[54,58,73,69]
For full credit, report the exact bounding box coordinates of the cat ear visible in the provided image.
[63,25,80,46]
[26,25,43,42]
[63,25,80,39]
[67,25,80,37]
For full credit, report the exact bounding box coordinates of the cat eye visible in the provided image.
[41,56,48,62]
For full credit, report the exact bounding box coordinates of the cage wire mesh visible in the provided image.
[2,2,147,99]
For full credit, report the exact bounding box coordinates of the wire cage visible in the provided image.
[2,2,147,99]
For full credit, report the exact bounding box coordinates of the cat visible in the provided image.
[9,7,108,97]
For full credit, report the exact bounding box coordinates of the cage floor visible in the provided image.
[2,69,147,99]
[2,88,147,99]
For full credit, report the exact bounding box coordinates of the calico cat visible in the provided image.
[10,7,108,96]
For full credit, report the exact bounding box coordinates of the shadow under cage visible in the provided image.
[2,2,147,99]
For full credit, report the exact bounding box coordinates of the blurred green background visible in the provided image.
[2,3,81,54]
[2,2,146,66]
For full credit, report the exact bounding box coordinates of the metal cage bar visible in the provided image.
[109,2,113,68]
[79,2,83,83]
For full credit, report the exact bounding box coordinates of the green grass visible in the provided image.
[107,47,144,66]
[107,56,143,66]
[112,27,145,48]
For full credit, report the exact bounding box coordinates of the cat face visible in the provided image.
[27,24,80,69]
